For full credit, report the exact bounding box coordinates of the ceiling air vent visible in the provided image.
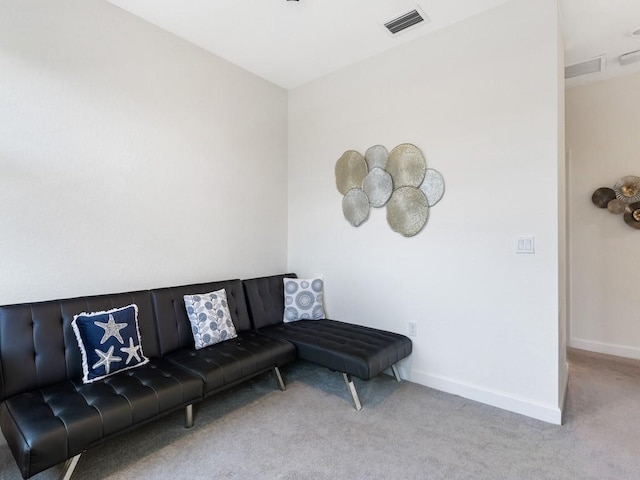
[384,7,428,35]
[620,50,640,66]
[564,55,606,79]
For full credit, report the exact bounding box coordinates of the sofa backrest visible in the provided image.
[0,290,158,402]
[242,273,296,329]
[150,279,251,356]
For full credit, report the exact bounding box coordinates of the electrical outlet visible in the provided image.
[408,321,417,337]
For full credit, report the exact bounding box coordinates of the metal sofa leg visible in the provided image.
[391,364,402,382]
[274,366,286,391]
[342,373,362,411]
[185,404,194,428]
[60,453,81,480]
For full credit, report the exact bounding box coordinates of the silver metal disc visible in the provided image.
[386,144,427,188]
[342,188,370,227]
[613,176,640,204]
[386,186,429,237]
[363,167,393,208]
[335,150,368,195]
[420,169,445,206]
[365,145,388,171]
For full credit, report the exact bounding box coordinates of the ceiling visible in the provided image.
[105,0,640,90]
[562,0,640,87]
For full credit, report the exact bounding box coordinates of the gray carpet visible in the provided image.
[1,349,639,480]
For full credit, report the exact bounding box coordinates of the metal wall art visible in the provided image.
[592,175,640,230]
[335,143,445,237]
[336,150,368,195]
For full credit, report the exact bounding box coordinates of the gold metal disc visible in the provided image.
[386,186,429,237]
[335,151,368,195]
[386,144,426,188]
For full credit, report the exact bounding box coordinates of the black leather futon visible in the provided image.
[0,274,411,479]
[0,279,295,479]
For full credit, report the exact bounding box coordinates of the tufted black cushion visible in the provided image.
[0,291,160,402]
[164,331,296,397]
[243,275,413,380]
[242,273,296,329]
[150,279,296,397]
[0,358,201,479]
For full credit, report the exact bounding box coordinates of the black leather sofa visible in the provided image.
[0,275,411,479]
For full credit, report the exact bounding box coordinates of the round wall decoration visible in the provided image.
[335,143,444,235]
[363,167,393,208]
[386,186,429,237]
[335,150,368,195]
[591,176,640,230]
[623,201,640,229]
[365,145,389,171]
[386,144,426,188]
[591,187,616,208]
[613,175,640,204]
[342,188,370,227]
[420,169,445,206]
[607,199,626,214]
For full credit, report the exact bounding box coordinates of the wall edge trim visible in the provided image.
[558,360,569,425]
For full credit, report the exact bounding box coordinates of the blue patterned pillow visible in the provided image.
[283,278,325,323]
[184,288,238,350]
[72,304,149,384]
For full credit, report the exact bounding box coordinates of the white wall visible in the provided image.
[566,72,640,359]
[0,0,288,304]
[288,0,564,423]
[0,0,567,424]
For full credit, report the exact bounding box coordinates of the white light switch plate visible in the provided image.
[516,236,535,254]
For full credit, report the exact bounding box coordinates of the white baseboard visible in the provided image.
[406,369,562,425]
[569,338,640,360]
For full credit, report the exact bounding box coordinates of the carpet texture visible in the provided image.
[1,348,638,479]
